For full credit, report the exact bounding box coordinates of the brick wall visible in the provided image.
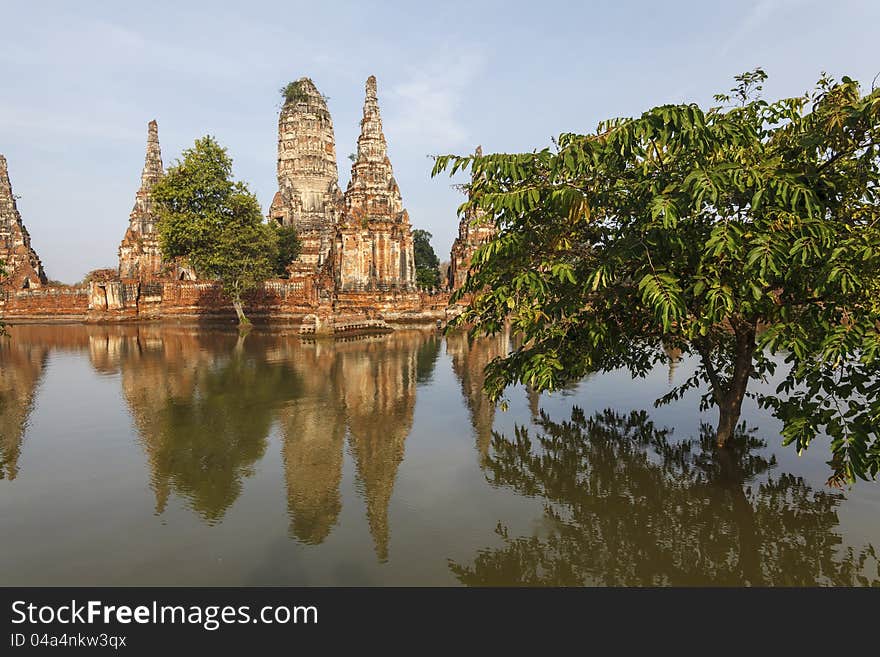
[0,286,90,320]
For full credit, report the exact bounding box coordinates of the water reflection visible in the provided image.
[275,341,347,545]
[0,325,440,560]
[116,332,300,523]
[451,407,879,586]
[0,339,47,479]
[446,328,510,460]
[1,325,877,584]
[275,333,440,559]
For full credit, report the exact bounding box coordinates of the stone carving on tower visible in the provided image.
[448,146,497,291]
[118,120,165,280]
[269,78,342,274]
[335,76,416,292]
[0,155,47,289]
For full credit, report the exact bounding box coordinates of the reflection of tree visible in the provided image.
[415,332,441,384]
[451,407,879,586]
[117,331,301,523]
[0,339,47,480]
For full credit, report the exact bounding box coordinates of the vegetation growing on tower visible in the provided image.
[280,80,311,105]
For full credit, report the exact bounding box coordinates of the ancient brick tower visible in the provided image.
[0,155,47,289]
[448,146,496,291]
[269,78,342,274]
[336,76,416,292]
[118,120,165,279]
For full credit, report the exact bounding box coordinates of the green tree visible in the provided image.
[434,70,880,485]
[272,223,302,277]
[413,228,440,289]
[154,136,279,328]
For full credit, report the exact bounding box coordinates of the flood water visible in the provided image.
[1,324,877,586]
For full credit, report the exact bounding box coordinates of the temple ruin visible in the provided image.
[118,120,165,280]
[0,155,47,290]
[447,146,496,291]
[335,76,416,292]
[269,78,342,273]
[0,75,447,331]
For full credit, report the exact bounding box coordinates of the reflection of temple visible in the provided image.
[281,331,439,561]
[275,341,347,544]
[97,326,435,559]
[337,334,421,561]
[446,327,510,460]
[0,338,47,479]
[2,325,439,561]
[275,331,435,559]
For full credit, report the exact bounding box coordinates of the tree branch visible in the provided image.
[695,339,725,403]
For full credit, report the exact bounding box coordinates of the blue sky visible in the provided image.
[1,0,877,282]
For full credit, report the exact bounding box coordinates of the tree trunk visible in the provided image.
[232,298,251,330]
[715,321,756,448]
[716,401,743,448]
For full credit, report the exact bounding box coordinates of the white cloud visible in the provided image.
[385,48,485,152]
[719,0,810,56]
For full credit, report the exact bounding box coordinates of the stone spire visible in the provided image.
[0,154,47,289]
[344,75,404,223]
[131,120,163,234]
[337,76,416,292]
[118,120,165,279]
[269,77,341,272]
[136,120,163,220]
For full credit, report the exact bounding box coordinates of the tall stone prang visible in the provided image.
[118,120,165,279]
[448,146,497,291]
[336,76,416,292]
[269,78,342,273]
[0,155,47,289]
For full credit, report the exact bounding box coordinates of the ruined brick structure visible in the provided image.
[0,155,47,290]
[269,78,342,274]
[335,76,416,292]
[118,120,165,280]
[447,146,496,291]
[1,76,447,332]
[269,75,416,292]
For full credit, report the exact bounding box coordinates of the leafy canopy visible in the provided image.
[413,228,441,288]
[272,223,302,278]
[433,70,880,485]
[153,136,279,321]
